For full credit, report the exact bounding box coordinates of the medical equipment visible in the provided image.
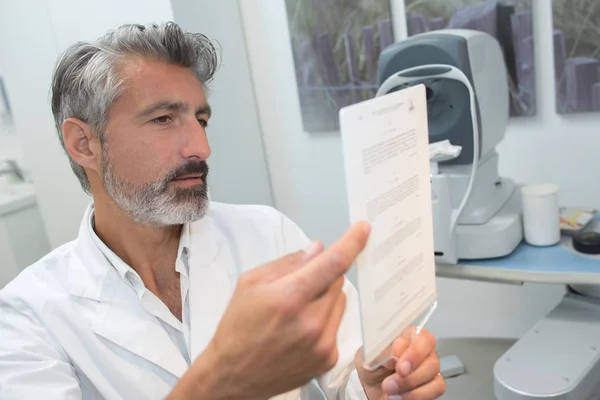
[376,29,523,265]
[376,30,600,400]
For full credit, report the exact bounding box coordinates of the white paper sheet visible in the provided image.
[339,84,437,369]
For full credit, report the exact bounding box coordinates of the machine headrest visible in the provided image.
[377,30,509,165]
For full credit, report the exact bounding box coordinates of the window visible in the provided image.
[285,0,394,132]
[405,0,536,118]
[552,0,600,114]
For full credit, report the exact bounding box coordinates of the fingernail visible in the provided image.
[361,221,371,234]
[388,396,403,400]
[382,379,399,395]
[399,361,412,376]
[303,241,322,260]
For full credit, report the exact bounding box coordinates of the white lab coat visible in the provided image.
[0,202,366,399]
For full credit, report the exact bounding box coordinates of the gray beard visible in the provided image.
[101,151,209,227]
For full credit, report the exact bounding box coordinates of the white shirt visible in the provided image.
[0,202,367,399]
[90,214,193,366]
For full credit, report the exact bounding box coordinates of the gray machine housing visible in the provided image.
[376,29,523,265]
[378,32,482,166]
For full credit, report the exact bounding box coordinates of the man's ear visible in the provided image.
[62,118,101,173]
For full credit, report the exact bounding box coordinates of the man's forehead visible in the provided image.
[115,58,208,112]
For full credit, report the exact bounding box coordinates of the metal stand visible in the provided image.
[494,285,600,400]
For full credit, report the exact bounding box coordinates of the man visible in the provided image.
[0,22,445,399]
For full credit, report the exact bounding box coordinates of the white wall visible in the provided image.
[239,0,576,339]
[0,0,174,249]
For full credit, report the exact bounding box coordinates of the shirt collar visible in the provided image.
[87,204,192,283]
[176,223,191,278]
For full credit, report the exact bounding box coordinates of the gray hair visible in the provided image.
[50,22,220,194]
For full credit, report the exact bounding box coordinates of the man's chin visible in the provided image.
[116,196,209,227]
[104,181,209,226]
[147,203,208,227]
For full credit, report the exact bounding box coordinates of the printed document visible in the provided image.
[339,84,437,368]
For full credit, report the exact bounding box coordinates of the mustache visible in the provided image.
[165,161,209,182]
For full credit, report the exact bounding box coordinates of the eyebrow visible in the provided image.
[136,101,212,119]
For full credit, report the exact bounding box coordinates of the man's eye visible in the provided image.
[197,119,208,128]
[152,115,173,124]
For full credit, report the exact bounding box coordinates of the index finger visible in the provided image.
[279,221,370,301]
[243,241,324,287]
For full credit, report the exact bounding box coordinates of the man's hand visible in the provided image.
[171,221,371,400]
[355,327,445,400]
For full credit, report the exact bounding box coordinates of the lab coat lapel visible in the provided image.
[186,212,233,360]
[189,252,233,359]
[186,224,302,400]
[67,204,188,379]
[91,279,189,379]
[185,209,302,400]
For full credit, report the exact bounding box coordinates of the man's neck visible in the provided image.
[92,198,182,294]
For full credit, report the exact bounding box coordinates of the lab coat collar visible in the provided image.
[67,203,214,302]
[86,205,192,292]
[67,203,115,301]
[65,203,226,379]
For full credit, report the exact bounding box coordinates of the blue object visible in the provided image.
[460,241,599,275]
[459,216,600,276]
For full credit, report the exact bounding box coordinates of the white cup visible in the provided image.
[521,183,560,246]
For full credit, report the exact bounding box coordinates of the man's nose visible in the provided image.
[181,117,211,160]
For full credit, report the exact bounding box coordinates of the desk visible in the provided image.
[436,236,600,285]
[434,222,600,399]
